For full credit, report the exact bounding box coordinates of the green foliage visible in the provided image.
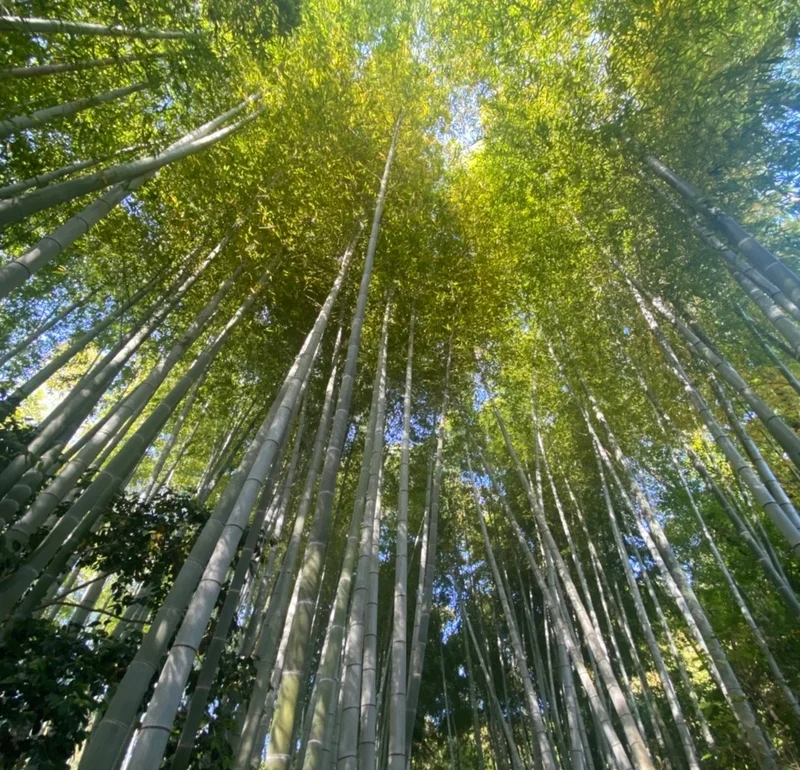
[1,0,800,766]
[0,415,37,469]
[82,487,209,610]
[166,648,256,769]
[0,618,138,770]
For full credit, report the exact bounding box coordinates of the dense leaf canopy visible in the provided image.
[0,0,799,769]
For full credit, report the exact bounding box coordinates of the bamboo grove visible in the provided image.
[0,0,799,768]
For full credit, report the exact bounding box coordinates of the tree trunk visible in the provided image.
[155,410,204,495]
[61,280,302,765]
[0,81,147,140]
[0,273,192,520]
[358,454,386,770]
[68,573,108,627]
[625,278,800,553]
[550,578,594,768]
[708,375,800,531]
[735,307,800,394]
[570,470,713,750]
[591,438,702,768]
[143,374,209,503]
[0,288,96,369]
[608,581,679,763]
[198,407,264,507]
[494,409,656,770]
[723,256,800,354]
[0,53,148,79]
[462,605,526,770]
[539,425,633,762]
[481,449,634,770]
[461,597,487,770]
[263,118,400,770]
[0,145,143,200]
[440,646,456,770]
[648,181,800,325]
[0,15,192,39]
[374,641,392,770]
[518,571,557,741]
[123,245,353,770]
[405,450,432,730]
[701,222,800,325]
[232,328,345,768]
[76,376,292,770]
[325,643,348,770]
[629,359,800,617]
[0,242,223,498]
[532,439,571,754]
[192,400,256,502]
[0,277,155,416]
[0,270,271,621]
[583,394,779,770]
[650,293,800,470]
[673,446,800,722]
[388,314,414,770]
[638,145,800,304]
[337,300,391,770]
[0,106,266,226]
[169,393,310,770]
[3,262,242,547]
[0,97,253,299]
[405,338,451,769]
[0,444,63,528]
[302,369,383,770]
[298,451,361,770]
[467,453,558,770]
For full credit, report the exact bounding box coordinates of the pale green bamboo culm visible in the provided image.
[301,338,384,770]
[388,313,414,770]
[142,374,210,505]
[592,439,704,766]
[477,446,636,770]
[633,142,800,306]
[262,116,401,770]
[171,328,343,770]
[462,603,526,770]
[0,106,267,226]
[583,393,780,770]
[0,288,96,369]
[0,269,271,623]
[0,53,149,79]
[337,298,391,770]
[493,406,657,770]
[0,97,255,300]
[625,277,800,553]
[0,276,156,419]
[0,81,147,140]
[404,338,451,770]
[466,453,558,770]
[3,262,245,550]
[650,294,800,472]
[0,15,193,39]
[0,144,142,200]
[0,242,222,499]
[169,388,310,770]
[123,241,354,770]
